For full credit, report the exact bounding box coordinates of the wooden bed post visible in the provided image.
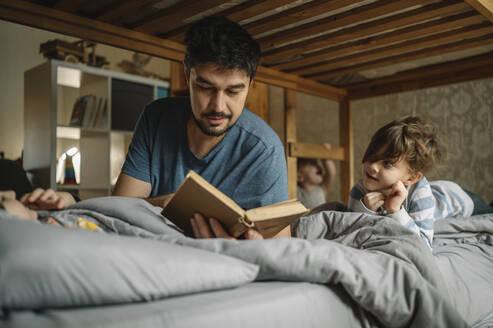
[339,98,354,203]
[246,81,269,123]
[170,61,188,96]
[285,89,297,200]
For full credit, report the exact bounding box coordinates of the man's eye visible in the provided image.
[197,85,213,91]
[383,160,393,167]
[227,89,240,95]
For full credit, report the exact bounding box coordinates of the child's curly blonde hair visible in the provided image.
[362,116,445,174]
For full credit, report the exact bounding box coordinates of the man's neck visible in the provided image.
[186,118,225,158]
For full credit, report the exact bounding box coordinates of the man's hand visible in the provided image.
[384,180,408,214]
[190,213,263,240]
[362,191,386,212]
[20,188,76,210]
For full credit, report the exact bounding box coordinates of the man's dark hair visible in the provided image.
[184,16,261,81]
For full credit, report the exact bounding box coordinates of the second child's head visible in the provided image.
[297,158,324,188]
[361,116,444,192]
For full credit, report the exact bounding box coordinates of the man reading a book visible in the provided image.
[112,16,288,238]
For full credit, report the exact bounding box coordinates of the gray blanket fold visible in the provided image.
[3,196,493,327]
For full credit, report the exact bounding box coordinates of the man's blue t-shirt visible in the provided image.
[121,97,288,210]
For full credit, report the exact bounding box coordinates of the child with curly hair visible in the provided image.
[348,116,492,248]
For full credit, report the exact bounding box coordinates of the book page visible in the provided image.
[244,200,309,238]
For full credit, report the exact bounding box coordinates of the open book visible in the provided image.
[161,170,309,238]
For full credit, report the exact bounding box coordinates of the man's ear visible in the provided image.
[405,171,423,186]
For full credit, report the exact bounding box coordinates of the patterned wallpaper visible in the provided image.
[273,77,493,204]
[352,78,493,204]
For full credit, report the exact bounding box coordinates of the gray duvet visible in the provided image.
[1,196,492,327]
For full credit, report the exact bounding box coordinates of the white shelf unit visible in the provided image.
[24,60,169,200]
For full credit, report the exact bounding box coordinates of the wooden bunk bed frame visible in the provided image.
[1,0,493,202]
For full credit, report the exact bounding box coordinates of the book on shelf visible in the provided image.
[94,98,107,128]
[161,170,309,238]
[69,95,89,126]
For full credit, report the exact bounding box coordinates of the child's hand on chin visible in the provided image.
[363,191,386,212]
[384,180,408,213]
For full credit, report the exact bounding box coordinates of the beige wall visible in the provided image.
[0,19,170,160]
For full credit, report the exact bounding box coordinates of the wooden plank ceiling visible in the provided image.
[1,0,493,100]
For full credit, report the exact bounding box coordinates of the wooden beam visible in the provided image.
[161,0,296,42]
[346,51,493,99]
[255,66,347,101]
[274,11,483,71]
[0,0,346,101]
[257,0,430,51]
[285,89,297,200]
[339,99,353,203]
[244,0,362,36]
[262,1,470,64]
[53,0,89,13]
[311,32,493,81]
[133,0,230,34]
[0,0,186,61]
[297,22,493,76]
[97,0,162,24]
[289,143,345,161]
[466,0,493,23]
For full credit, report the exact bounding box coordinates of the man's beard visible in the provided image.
[192,111,234,137]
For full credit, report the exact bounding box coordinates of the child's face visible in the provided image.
[362,156,417,191]
[298,163,323,186]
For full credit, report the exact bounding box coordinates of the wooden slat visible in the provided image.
[133,0,230,34]
[257,0,430,51]
[289,143,345,161]
[161,0,296,41]
[245,81,269,123]
[0,0,186,61]
[170,61,188,96]
[339,99,353,203]
[274,11,484,71]
[348,64,493,99]
[262,0,469,63]
[285,89,297,200]
[310,32,493,81]
[225,0,297,23]
[466,0,493,23]
[255,66,347,101]
[346,51,493,99]
[244,0,361,36]
[54,0,89,13]
[97,0,162,24]
[297,22,493,76]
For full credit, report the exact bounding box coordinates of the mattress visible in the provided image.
[1,282,370,328]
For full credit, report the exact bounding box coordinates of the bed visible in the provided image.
[1,196,492,327]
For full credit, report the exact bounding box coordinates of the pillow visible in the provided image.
[0,218,259,310]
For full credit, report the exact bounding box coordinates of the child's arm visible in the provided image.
[321,143,336,195]
[387,180,436,248]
